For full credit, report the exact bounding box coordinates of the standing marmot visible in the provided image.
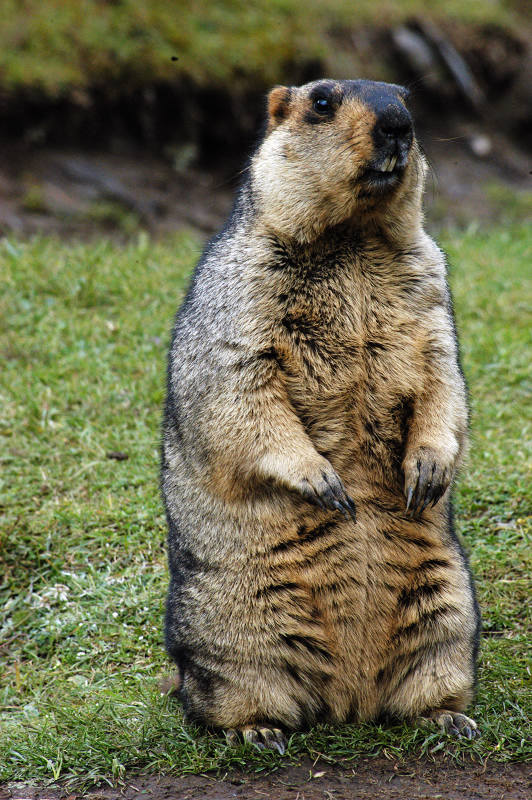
[162,79,480,753]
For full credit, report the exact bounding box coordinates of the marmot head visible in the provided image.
[251,79,427,243]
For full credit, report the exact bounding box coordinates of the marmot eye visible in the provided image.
[313,97,330,114]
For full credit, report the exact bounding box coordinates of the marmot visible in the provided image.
[161,79,480,753]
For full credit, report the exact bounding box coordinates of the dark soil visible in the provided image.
[0,143,234,240]
[3,757,530,800]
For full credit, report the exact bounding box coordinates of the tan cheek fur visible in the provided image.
[253,96,387,242]
[263,88,426,236]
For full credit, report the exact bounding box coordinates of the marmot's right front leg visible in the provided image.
[200,364,356,520]
[256,449,356,520]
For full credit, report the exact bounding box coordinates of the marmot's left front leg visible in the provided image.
[403,313,468,517]
[403,439,460,516]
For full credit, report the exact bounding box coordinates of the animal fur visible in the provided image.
[161,79,480,744]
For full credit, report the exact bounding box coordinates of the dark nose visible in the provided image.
[373,103,413,150]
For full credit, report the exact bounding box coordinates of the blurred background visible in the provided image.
[1,0,530,237]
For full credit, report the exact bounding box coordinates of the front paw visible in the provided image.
[403,446,455,517]
[297,458,357,522]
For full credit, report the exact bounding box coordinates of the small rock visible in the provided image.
[469,135,492,157]
[106,451,129,461]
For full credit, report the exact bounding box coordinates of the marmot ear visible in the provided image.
[267,86,293,130]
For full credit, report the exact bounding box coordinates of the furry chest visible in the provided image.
[277,308,424,406]
[273,300,423,481]
[272,259,426,398]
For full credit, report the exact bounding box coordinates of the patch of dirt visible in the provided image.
[3,758,531,800]
[416,122,531,228]
[0,144,235,239]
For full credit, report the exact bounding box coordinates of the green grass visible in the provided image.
[0,0,527,95]
[0,224,530,785]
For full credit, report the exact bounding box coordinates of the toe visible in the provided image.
[225,728,240,746]
[452,712,479,738]
[259,727,287,755]
[243,727,266,751]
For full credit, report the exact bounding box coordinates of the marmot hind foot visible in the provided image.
[226,725,288,754]
[418,709,479,739]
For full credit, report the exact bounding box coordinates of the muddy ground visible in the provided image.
[3,757,531,800]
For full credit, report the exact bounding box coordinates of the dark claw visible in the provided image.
[345,495,357,522]
[413,461,437,516]
[332,499,350,520]
[302,480,327,510]
[413,484,432,516]
[463,726,473,740]
[420,485,434,513]
[424,482,438,507]
[320,473,356,522]
[431,485,445,508]
[413,485,425,515]
[320,485,337,510]
[331,483,357,522]
[323,473,346,501]
[335,495,356,522]
[313,494,327,511]
[407,471,421,516]
[405,486,413,512]
[409,495,421,517]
